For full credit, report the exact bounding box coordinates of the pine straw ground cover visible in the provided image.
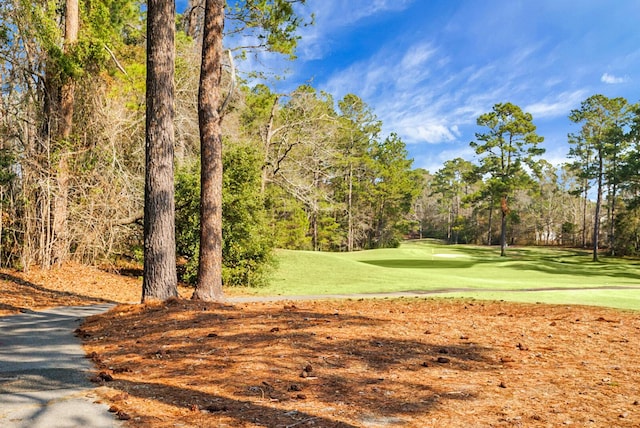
[80,298,640,428]
[2,264,640,427]
[0,262,191,315]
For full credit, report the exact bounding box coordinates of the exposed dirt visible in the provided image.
[2,264,640,427]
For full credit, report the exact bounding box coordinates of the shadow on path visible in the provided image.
[0,305,120,428]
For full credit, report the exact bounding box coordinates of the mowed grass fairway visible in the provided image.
[255,240,640,310]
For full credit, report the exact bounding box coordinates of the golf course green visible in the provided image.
[256,240,640,310]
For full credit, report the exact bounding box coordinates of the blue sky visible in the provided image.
[178,1,640,173]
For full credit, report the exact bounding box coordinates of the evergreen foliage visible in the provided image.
[175,143,274,287]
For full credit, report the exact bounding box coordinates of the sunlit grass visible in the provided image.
[251,240,640,310]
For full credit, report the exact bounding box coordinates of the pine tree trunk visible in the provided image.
[609,181,617,256]
[500,195,508,257]
[51,0,79,264]
[592,150,604,262]
[347,163,353,252]
[581,181,588,248]
[192,0,224,301]
[142,0,178,302]
[487,197,493,246]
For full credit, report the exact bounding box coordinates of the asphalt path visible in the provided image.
[0,305,121,428]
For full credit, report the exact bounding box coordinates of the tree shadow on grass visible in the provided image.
[360,259,481,269]
[503,258,640,281]
[369,245,640,282]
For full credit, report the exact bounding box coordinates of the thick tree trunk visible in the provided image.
[142,0,178,302]
[192,0,224,301]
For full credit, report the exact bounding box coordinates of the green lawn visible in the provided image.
[252,240,640,310]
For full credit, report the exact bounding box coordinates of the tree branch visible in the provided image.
[104,45,128,76]
[113,211,144,226]
[218,50,236,115]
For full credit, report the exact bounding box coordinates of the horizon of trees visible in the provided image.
[1,1,640,296]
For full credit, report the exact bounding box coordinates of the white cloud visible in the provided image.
[601,72,627,84]
[400,43,436,70]
[313,0,415,25]
[524,90,587,118]
[402,122,457,144]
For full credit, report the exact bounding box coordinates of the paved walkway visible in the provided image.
[0,305,121,428]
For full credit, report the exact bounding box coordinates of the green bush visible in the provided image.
[175,143,274,287]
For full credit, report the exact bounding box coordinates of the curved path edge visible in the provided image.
[0,304,121,428]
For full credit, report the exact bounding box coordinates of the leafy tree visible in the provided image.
[263,85,339,251]
[335,94,381,251]
[142,0,178,302]
[470,102,545,256]
[176,143,273,287]
[221,144,274,286]
[367,133,422,248]
[566,131,594,248]
[620,106,640,201]
[613,205,640,256]
[432,158,475,243]
[264,185,311,249]
[568,95,632,261]
[530,161,563,245]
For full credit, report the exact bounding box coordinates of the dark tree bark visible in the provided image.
[192,0,224,301]
[142,0,178,302]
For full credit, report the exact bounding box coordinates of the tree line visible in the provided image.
[2,1,640,302]
[424,96,640,262]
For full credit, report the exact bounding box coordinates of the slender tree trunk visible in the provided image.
[500,195,508,257]
[447,202,452,243]
[609,181,617,255]
[310,157,320,251]
[184,0,205,41]
[192,0,224,301]
[487,197,493,246]
[581,179,588,248]
[592,150,603,262]
[142,0,178,302]
[347,163,353,251]
[51,0,78,264]
[260,96,278,195]
[452,196,457,244]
